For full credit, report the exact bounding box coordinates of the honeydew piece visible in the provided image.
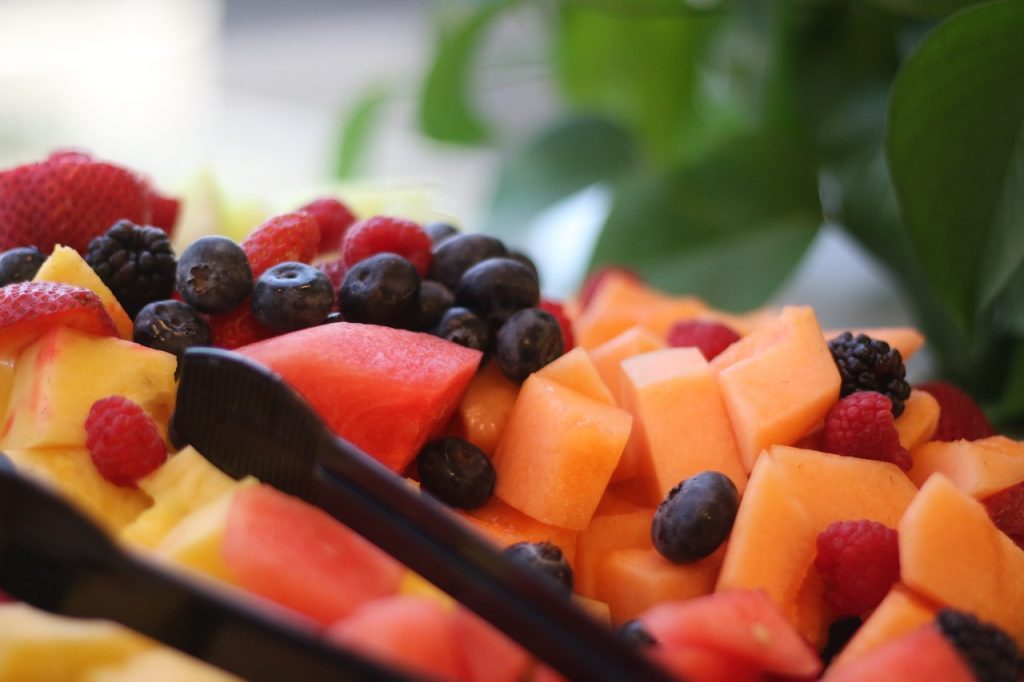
[493,376,632,530]
[830,584,937,671]
[895,390,940,451]
[575,507,655,598]
[899,474,1024,644]
[452,361,519,457]
[907,436,1024,498]
[0,603,150,680]
[711,307,840,471]
[3,447,151,532]
[0,327,177,450]
[457,495,579,565]
[824,327,925,361]
[85,648,240,682]
[535,346,614,405]
[620,348,746,505]
[34,244,133,339]
[596,547,724,625]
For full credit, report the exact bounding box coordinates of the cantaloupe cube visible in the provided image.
[907,436,1024,499]
[717,446,918,646]
[456,496,579,565]
[620,348,746,505]
[575,507,655,598]
[493,376,632,530]
[899,474,1024,644]
[711,307,840,471]
[0,327,177,450]
[34,244,133,339]
[596,547,724,624]
[573,596,612,625]
[594,482,648,516]
[824,327,925,361]
[895,390,940,451]
[453,361,519,456]
[535,347,614,405]
[829,584,937,671]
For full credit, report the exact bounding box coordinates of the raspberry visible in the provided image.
[317,257,348,292]
[341,216,432,277]
[982,482,1024,549]
[828,332,911,417]
[299,197,357,254]
[205,301,273,350]
[937,609,1023,682]
[815,519,900,617]
[667,319,741,361]
[918,381,994,442]
[85,396,167,487]
[820,392,912,471]
[242,212,320,280]
[579,266,641,310]
[539,298,574,351]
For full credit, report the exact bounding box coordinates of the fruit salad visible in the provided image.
[0,151,1020,682]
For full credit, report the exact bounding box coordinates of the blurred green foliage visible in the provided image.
[338,0,1024,428]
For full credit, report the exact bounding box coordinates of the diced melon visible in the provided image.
[589,326,667,407]
[620,348,746,505]
[711,307,840,471]
[34,244,133,339]
[899,474,1024,644]
[535,346,614,405]
[453,361,519,456]
[0,327,177,450]
[830,584,937,671]
[492,376,632,530]
[907,436,1024,499]
[573,275,672,350]
[573,596,612,626]
[824,327,925,361]
[3,447,151,532]
[822,623,973,682]
[895,390,940,451]
[457,496,579,565]
[596,547,724,624]
[85,648,240,682]
[575,507,655,598]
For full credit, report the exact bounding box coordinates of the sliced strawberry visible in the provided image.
[206,301,274,350]
[148,188,181,237]
[241,212,320,279]
[0,281,118,355]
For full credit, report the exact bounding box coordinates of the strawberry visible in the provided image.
[147,188,181,237]
[299,197,357,254]
[539,298,575,351]
[241,212,320,279]
[0,281,118,355]
[667,319,741,360]
[206,301,273,350]
[0,152,152,253]
[917,381,995,442]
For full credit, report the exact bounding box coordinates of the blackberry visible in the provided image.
[828,332,911,417]
[652,471,739,563]
[0,246,45,286]
[85,221,176,318]
[503,541,573,597]
[937,609,1023,682]
[416,437,495,509]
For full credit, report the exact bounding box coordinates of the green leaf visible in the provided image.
[487,116,636,239]
[887,0,1024,332]
[589,133,821,311]
[419,1,516,145]
[333,87,391,180]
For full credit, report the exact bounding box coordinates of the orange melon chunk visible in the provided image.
[894,390,940,451]
[830,584,937,671]
[824,327,925,361]
[492,376,632,530]
[575,507,655,598]
[453,361,519,456]
[595,547,724,625]
[711,307,840,471]
[898,473,1024,644]
[620,348,746,505]
[456,496,579,566]
[907,436,1024,499]
[535,347,613,405]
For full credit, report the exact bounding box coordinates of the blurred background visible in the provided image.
[1,0,1021,425]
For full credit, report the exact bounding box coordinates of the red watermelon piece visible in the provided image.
[237,322,483,472]
[451,607,531,682]
[653,645,762,682]
[222,485,403,626]
[640,590,822,679]
[822,624,973,682]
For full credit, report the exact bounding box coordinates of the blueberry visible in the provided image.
[338,252,420,327]
[455,257,540,329]
[651,471,739,563]
[496,307,563,383]
[503,542,573,597]
[428,233,507,291]
[251,262,334,332]
[175,236,252,314]
[407,280,454,331]
[423,221,459,246]
[507,250,540,284]
[431,306,491,352]
[0,246,45,286]
[618,620,658,649]
[133,300,212,357]
[416,437,495,509]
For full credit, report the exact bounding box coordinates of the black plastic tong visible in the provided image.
[172,347,676,682]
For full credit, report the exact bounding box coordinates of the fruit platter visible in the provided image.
[0,150,1021,682]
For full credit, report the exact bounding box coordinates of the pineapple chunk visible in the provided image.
[85,647,240,682]
[34,245,133,339]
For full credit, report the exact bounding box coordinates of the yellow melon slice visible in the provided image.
[85,647,241,682]
[535,346,614,405]
[452,361,519,457]
[895,390,940,451]
[907,436,1024,499]
[34,244,133,340]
